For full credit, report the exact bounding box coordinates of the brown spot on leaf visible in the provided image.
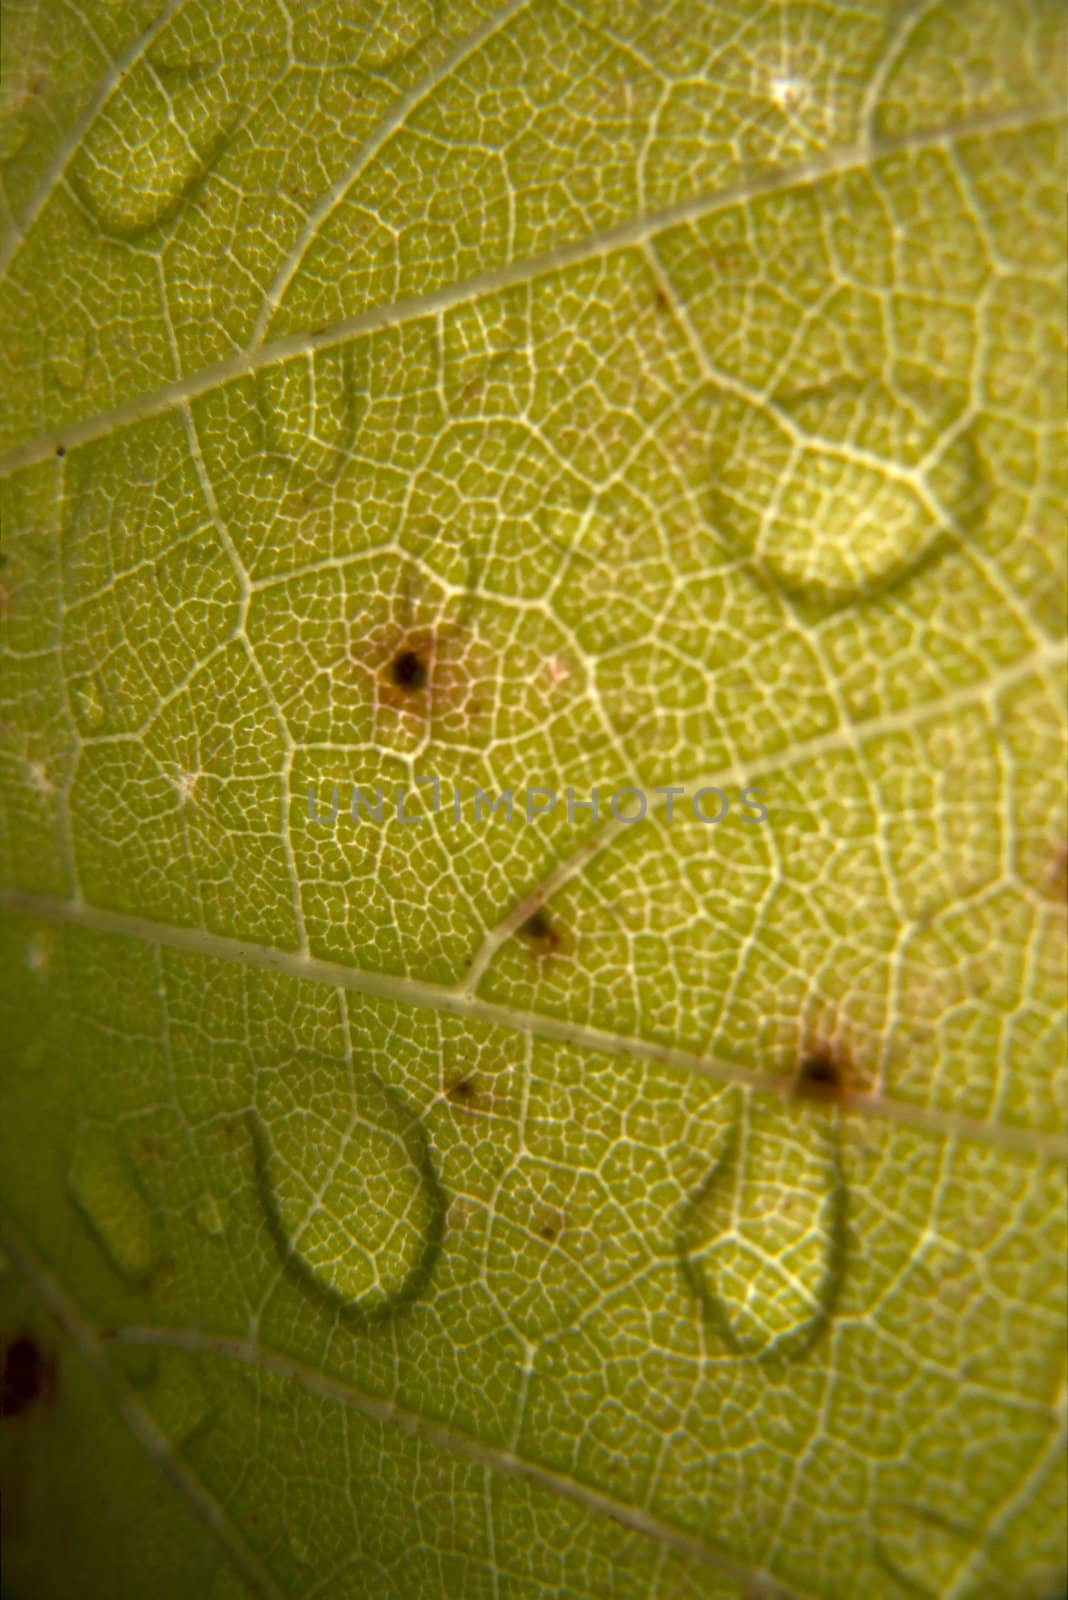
[791,1018,870,1105]
[1,1335,54,1419]
[445,1075,480,1110]
[535,1209,565,1244]
[348,599,485,740]
[796,1053,843,1100]
[517,906,568,956]
[387,646,428,693]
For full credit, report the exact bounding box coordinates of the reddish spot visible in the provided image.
[1,1336,54,1419]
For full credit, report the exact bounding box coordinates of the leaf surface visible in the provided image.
[1,3,1066,1597]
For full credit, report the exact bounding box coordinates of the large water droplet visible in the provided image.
[707,375,982,606]
[72,62,237,238]
[253,1052,444,1317]
[678,1095,846,1361]
[68,1125,162,1284]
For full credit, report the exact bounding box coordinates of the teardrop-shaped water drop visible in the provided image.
[194,1193,226,1238]
[678,1094,846,1361]
[72,62,236,238]
[67,1125,162,1284]
[253,1052,443,1317]
[707,375,982,606]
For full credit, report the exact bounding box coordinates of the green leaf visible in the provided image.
[1,2,1065,1597]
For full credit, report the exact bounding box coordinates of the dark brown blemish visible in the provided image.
[517,906,567,956]
[55,445,65,458]
[533,1206,566,1244]
[1,1335,54,1419]
[791,1023,870,1104]
[388,647,428,693]
[797,1054,842,1096]
[445,1075,478,1109]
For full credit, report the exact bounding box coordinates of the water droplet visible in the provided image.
[45,326,91,394]
[67,1125,162,1284]
[707,376,982,606]
[72,62,236,238]
[144,1349,212,1446]
[253,1053,444,1318]
[678,1095,846,1361]
[194,1194,225,1238]
[120,1343,158,1387]
[25,938,50,984]
[288,1528,312,1566]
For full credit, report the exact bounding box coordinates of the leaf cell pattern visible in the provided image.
[1,2,1066,1598]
